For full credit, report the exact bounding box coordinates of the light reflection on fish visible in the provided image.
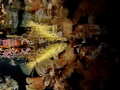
[20,43,67,76]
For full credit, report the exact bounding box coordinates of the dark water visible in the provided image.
[0,58,27,89]
[1,59,120,90]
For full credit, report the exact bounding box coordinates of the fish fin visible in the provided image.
[20,63,34,76]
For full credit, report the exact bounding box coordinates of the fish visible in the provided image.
[26,20,67,41]
[20,43,67,76]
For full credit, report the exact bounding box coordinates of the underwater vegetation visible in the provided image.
[0,76,19,90]
[0,0,120,90]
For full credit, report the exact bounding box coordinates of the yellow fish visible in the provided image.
[20,43,67,76]
[36,28,67,41]
[25,20,67,41]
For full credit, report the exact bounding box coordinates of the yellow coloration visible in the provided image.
[24,20,52,30]
[26,20,67,41]
[6,35,21,38]
[21,43,67,75]
[32,42,67,63]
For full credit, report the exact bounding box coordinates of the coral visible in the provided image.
[25,0,42,13]
[26,77,45,90]
[1,0,120,90]
[0,76,19,90]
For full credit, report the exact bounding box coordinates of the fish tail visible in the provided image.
[20,62,34,76]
